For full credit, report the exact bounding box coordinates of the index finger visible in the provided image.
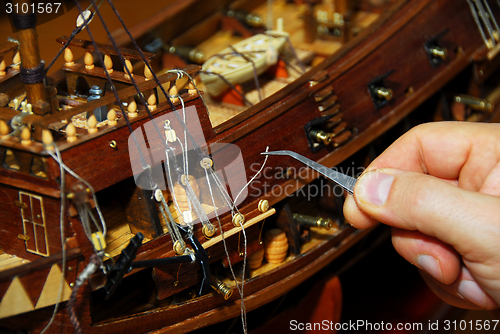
[366,122,500,191]
[344,122,500,230]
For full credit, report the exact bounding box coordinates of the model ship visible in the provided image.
[0,0,499,332]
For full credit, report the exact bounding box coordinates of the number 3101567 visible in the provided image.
[6,2,61,14]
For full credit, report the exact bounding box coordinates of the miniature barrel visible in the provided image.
[263,228,288,264]
[248,247,265,269]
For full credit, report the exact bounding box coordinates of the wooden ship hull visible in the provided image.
[0,0,499,332]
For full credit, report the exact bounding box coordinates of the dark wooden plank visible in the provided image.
[0,41,18,56]
[0,247,81,282]
[0,106,20,122]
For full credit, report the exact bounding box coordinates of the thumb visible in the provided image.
[353,168,500,261]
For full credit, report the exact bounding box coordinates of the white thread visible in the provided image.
[165,69,210,117]
[178,95,188,175]
[158,192,183,245]
[211,171,236,213]
[40,146,67,334]
[233,146,269,206]
[238,217,248,332]
[228,146,271,333]
[165,148,184,224]
[204,167,247,334]
[47,150,107,237]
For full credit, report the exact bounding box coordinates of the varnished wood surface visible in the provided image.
[0,0,495,332]
[211,1,405,135]
[0,41,17,56]
[222,0,486,214]
[16,25,45,105]
[91,226,372,333]
[0,185,68,259]
[0,248,81,281]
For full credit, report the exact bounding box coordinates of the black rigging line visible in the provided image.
[105,0,206,161]
[72,0,154,176]
[86,0,185,182]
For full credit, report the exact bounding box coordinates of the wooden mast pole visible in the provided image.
[14,0,46,108]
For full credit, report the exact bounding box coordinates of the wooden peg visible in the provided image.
[264,228,288,264]
[107,109,117,126]
[173,240,185,255]
[232,213,245,226]
[188,79,197,95]
[0,57,5,76]
[64,48,74,66]
[84,51,94,70]
[144,62,153,80]
[0,120,10,138]
[169,82,179,103]
[276,18,284,32]
[42,130,54,151]
[21,101,27,113]
[147,92,156,111]
[124,59,133,79]
[87,115,98,134]
[21,126,31,145]
[12,51,20,70]
[13,98,19,110]
[164,120,176,142]
[26,103,32,113]
[169,82,178,96]
[127,99,138,118]
[104,54,113,74]
[258,199,269,213]
[0,93,8,107]
[66,123,77,142]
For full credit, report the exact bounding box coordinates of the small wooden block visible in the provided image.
[32,100,51,116]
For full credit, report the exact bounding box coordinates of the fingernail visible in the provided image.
[417,255,443,283]
[457,280,487,308]
[356,171,394,206]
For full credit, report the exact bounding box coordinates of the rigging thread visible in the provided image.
[202,146,270,334]
[47,148,107,238]
[233,146,270,206]
[40,146,67,334]
[204,166,247,334]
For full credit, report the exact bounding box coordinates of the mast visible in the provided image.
[12,0,49,114]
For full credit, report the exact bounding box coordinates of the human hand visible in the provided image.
[344,122,500,310]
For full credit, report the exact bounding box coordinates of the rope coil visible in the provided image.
[20,60,46,84]
[12,12,37,30]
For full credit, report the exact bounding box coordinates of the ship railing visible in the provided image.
[22,64,201,130]
[0,40,24,101]
[55,36,157,96]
